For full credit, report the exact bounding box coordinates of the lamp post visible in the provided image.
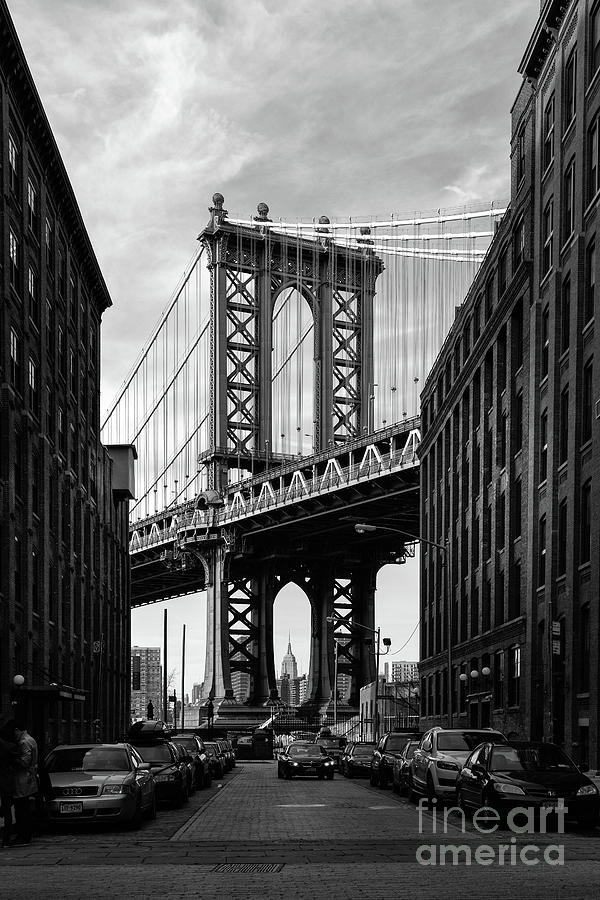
[333,639,339,732]
[353,523,450,724]
[326,614,391,742]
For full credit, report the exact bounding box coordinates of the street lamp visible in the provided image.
[354,522,451,725]
[326,614,391,742]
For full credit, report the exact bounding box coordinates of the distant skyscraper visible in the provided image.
[281,634,298,679]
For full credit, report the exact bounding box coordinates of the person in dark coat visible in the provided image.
[0,716,19,847]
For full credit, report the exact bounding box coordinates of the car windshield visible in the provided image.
[289,745,325,757]
[491,746,576,773]
[134,744,173,764]
[47,747,130,773]
[352,746,373,757]
[386,736,411,751]
[437,732,504,752]
[405,742,419,758]
[177,738,198,751]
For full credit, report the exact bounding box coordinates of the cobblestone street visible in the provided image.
[1,761,600,898]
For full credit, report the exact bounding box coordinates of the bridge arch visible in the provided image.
[271,284,316,457]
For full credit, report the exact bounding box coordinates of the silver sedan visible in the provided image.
[44,743,156,828]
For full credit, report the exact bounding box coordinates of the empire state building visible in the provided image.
[281,633,298,679]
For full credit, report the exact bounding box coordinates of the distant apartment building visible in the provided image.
[391,661,419,683]
[231,666,251,704]
[130,647,162,721]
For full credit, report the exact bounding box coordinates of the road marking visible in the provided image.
[276,803,327,808]
[368,805,399,810]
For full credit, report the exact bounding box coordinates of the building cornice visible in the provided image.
[518,1,572,81]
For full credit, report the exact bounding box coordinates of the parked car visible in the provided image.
[129,740,189,807]
[176,734,212,789]
[409,727,507,803]
[370,731,421,788]
[314,734,347,770]
[235,735,254,760]
[217,739,235,770]
[457,741,600,829]
[340,742,374,778]
[204,741,226,779]
[277,743,336,779]
[174,743,196,796]
[44,743,156,828]
[392,740,420,795]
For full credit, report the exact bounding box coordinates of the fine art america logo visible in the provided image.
[416,798,566,866]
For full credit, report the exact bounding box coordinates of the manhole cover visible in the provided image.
[213,864,283,874]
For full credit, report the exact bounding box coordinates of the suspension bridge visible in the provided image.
[101,192,505,722]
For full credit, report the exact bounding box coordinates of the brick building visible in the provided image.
[419,0,600,767]
[0,0,134,748]
[131,646,163,721]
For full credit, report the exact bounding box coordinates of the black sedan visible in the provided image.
[129,740,189,807]
[278,744,336,779]
[341,742,374,778]
[457,741,600,829]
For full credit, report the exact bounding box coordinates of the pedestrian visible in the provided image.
[11,718,39,845]
[0,716,19,847]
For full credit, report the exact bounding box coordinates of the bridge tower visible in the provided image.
[197,194,385,712]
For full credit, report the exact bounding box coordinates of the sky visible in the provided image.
[8,0,540,697]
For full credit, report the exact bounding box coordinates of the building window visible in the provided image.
[589,117,600,201]
[558,499,568,576]
[582,359,593,443]
[27,178,39,235]
[498,413,507,469]
[473,298,482,340]
[541,306,549,379]
[28,357,38,417]
[580,480,592,564]
[493,651,504,708]
[512,301,524,371]
[45,218,55,272]
[482,578,491,633]
[495,570,505,627]
[516,127,526,184]
[10,328,20,390]
[586,241,596,323]
[8,133,19,194]
[540,409,548,482]
[512,478,522,540]
[514,390,523,453]
[559,386,569,464]
[538,515,547,587]
[542,199,553,276]
[563,160,575,242]
[28,266,39,326]
[564,48,577,130]
[507,646,521,706]
[9,229,19,289]
[485,278,494,321]
[543,95,555,170]
[498,245,508,296]
[513,217,525,271]
[58,247,67,299]
[579,606,590,691]
[592,4,600,78]
[509,560,521,620]
[561,276,571,353]
[497,491,506,549]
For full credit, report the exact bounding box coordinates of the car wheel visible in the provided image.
[407,771,417,803]
[128,798,143,830]
[426,773,436,807]
[379,770,388,790]
[346,768,353,779]
[392,777,399,795]
[369,768,380,787]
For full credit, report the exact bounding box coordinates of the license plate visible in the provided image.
[60,801,83,814]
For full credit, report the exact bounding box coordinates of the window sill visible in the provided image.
[540,268,553,290]
[582,316,595,337]
[583,189,600,221]
[586,67,600,100]
[560,232,577,257]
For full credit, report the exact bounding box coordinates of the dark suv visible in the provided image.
[370,731,422,789]
[127,720,190,807]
